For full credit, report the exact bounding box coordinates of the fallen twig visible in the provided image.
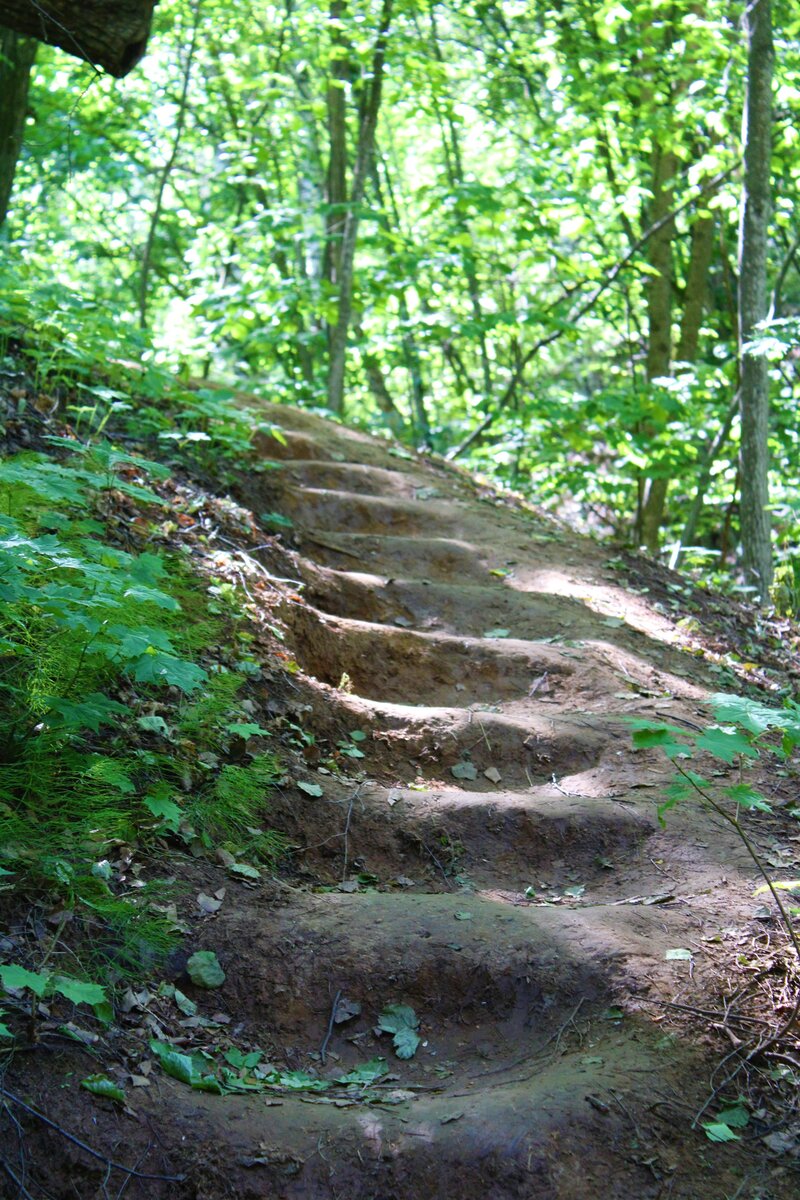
[320,989,342,1066]
[0,1088,184,1183]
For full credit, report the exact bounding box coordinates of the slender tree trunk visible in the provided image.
[637,144,677,553]
[326,0,393,415]
[0,26,36,228]
[677,211,715,361]
[738,0,774,600]
[353,321,406,437]
[670,393,738,570]
[138,3,201,329]
[371,150,431,444]
[323,0,348,300]
[428,7,492,410]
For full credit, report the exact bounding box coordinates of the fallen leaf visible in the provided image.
[483,766,502,783]
[81,1075,126,1104]
[451,761,478,781]
[186,950,226,989]
[297,780,324,798]
[665,948,692,961]
[334,997,361,1024]
[197,892,223,913]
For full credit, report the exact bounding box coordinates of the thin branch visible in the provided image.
[0,1088,184,1183]
[446,165,738,460]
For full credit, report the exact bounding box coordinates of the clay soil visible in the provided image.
[3,401,800,1200]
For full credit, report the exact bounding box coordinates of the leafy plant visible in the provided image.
[377,1003,421,1059]
[148,1037,389,1097]
[630,693,800,963]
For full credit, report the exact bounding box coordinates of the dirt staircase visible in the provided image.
[133,402,774,1200]
[14,404,787,1200]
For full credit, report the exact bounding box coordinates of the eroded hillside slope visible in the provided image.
[4,400,799,1200]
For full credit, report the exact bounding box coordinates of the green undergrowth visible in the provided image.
[0,259,287,479]
[0,383,288,1028]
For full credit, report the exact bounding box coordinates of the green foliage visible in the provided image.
[3,0,800,577]
[377,1003,421,1059]
[0,963,108,1018]
[0,434,284,995]
[149,1035,389,1097]
[629,693,800,825]
[186,754,286,863]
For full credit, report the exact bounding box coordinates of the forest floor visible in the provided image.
[5,397,800,1199]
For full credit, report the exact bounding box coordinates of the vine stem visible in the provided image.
[675,762,800,1086]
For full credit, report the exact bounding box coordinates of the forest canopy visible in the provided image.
[1,0,799,601]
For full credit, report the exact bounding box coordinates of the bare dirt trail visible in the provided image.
[7,403,794,1200]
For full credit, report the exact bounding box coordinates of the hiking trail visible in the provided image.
[8,401,796,1200]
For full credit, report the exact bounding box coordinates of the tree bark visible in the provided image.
[326,0,393,415]
[323,0,348,298]
[138,2,200,328]
[738,0,774,600]
[0,25,36,228]
[0,0,157,77]
[637,143,676,554]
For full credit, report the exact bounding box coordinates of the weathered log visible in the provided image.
[0,0,158,77]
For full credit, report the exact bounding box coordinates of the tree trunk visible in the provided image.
[370,150,431,445]
[326,0,393,415]
[0,25,35,228]
[429,7,492,411]
[354,321,406,437]
[0,0,157,77]
[638,143,677,554]
[323,0,348,299]
[677,211,715,361]
[138,2,200,328]
[738,0,774,601]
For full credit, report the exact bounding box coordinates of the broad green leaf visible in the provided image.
[186,950,225,989]
[336,1058,388,1085]
[226,722,268,739]
[0,964,49,996]
[81,1075,126,1103]
[228,863,261,880]
[272,1070,329,1092]
[722,784,771,813]
[224,1047,263,1070]
[173,988,197,1016]
[149,1039,222,1093]
[378,1004,421,1059]
[297,780,323,797]
[702,1121,740,1143]
[45,693,129,732]
[716,1105,750,1129]
[710,694,797,736]
[143,788,182,831]
[130,652,207,693]
[630,722,689,759]
[53,977,107,1007]
[694,725,757,764]
[137,714,171,737]
[393,1028,421,1059]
